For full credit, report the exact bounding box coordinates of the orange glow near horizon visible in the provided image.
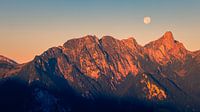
[0,30,199,63]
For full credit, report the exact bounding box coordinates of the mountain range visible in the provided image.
[0,31,200,112]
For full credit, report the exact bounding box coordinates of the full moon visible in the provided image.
[144,16,151,24]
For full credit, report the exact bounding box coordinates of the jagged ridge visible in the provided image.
[0,31,200,112]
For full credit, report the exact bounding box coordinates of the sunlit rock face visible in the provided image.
[63,35,102,79]
[62,35,142,80]
[100,36,142,79]
[140,74,167,100]
[144,31,189,65]
[1,31,200,112]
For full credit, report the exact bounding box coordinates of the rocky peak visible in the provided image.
[143,31,189,65]
[121,37,140,49]
[0,55,19,78]
[100,36,121,51]
[100,36,141,51]
[0,55,17,65]
[162,31,174,42]
[145,31,175,51]
[63,35,99,49]
[122,37,137,43]
[100,36,118,44]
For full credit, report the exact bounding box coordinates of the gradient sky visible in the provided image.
[0,0,200,63]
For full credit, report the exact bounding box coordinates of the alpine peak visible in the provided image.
[162,31,174,41]
[143,31,189,65]
[121,37,137,44]
[63,35,99,49]
[144,31,176,50]
[101,35,117,43]
[0,55,17,65]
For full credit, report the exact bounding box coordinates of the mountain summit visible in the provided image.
[160,31,175,48]
[0,55,17,65]
[0,31,200,112]
[144,31,188,65]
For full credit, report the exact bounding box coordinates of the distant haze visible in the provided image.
[0,0,200,63]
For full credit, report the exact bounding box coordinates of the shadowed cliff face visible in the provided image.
[0,31,200,112]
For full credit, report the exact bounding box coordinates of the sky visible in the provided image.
[0,0,200,63]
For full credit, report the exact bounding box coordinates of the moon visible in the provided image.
[143,16,151,24]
